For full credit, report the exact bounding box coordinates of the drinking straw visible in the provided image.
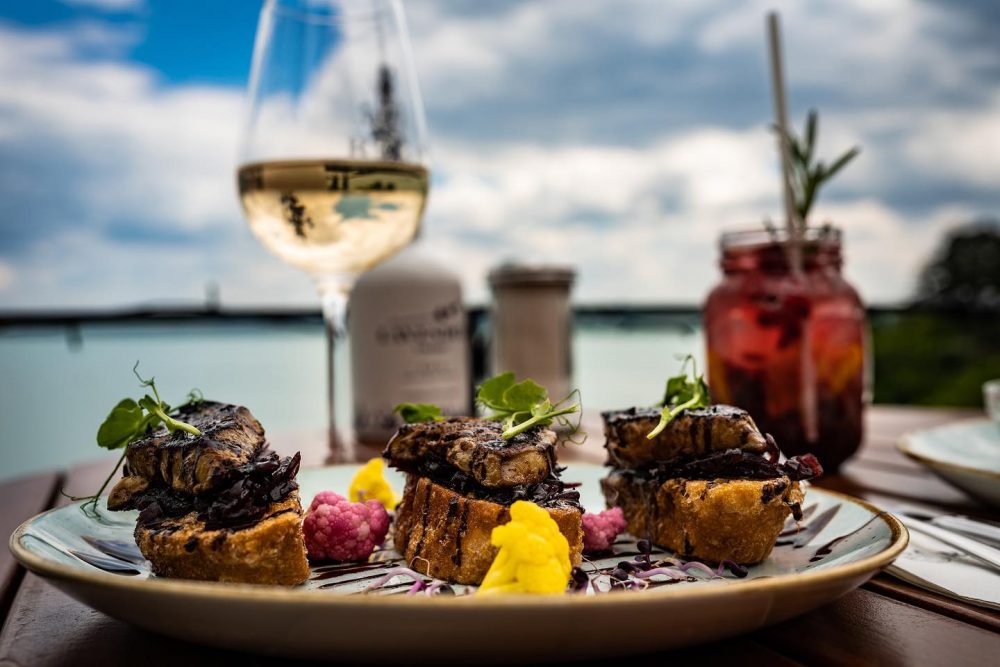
[766,12,818,442]
[766,11,803,274]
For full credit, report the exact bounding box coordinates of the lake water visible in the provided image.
[0,321,703,482]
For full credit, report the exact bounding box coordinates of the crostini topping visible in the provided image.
[581,507,628,553]
[348,458,398,509]
[303,491,390,562]
[478,500,572,595]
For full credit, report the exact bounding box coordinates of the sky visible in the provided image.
[0,0,998,308]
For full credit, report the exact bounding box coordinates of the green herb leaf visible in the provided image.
[773,108,861,226]
[395,402,444,424]
[648,355,711,439]
[475,373,580,440]
[477,372,516,409]
[96,399,144,450]
[501,379,548,412]
[67,363,204,513]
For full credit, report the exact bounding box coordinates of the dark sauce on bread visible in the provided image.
[394,452,581,510]
[119,449,301,532]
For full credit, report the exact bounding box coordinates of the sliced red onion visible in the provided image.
[634,567,687,580]
[677,561,719,578]
[424,580,451,596]
[364,566,427,593]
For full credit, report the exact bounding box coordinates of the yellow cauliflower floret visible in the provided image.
[348,458,397,509]
[478,501,571,595]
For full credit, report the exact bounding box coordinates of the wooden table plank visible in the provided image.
[0,472,60,627]
[865,575,1000,633]
[753,587,1000,666]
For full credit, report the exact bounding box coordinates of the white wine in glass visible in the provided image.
[238,0,429,457]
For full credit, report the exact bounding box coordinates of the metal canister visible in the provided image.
[487,264,575,400]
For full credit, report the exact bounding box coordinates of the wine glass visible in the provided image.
[237,0,429,458]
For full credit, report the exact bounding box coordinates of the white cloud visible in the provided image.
[0,25,243,232]
[0,2,997,310]
[0,21,317,308]
[0,261,13,292]
[903,92,1000,188]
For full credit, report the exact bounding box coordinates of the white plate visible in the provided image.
[10,463,907,661]
[898,419,1000,507]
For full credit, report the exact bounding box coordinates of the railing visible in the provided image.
[1,305,997,408]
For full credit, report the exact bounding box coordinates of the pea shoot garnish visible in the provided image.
[64,362,203,512]
[476,372,580,440]
[394,403,445,424]
[395,373,581,440]
[647,355,711,439]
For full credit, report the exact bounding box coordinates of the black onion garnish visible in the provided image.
[569,566,590,592]
[132,450,301,531]
[637,448,823,483]
[399,452,581,509]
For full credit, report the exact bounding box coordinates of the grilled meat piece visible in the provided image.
[108,401,265,509]
[602,404,768,468]
[384,417,556,488]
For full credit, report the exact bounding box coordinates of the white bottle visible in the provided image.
[350,245,470,445]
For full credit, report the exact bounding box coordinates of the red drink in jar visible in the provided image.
[704,227,867,471]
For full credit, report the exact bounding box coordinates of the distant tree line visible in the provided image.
[872,218,1000,407]
[915,218,1000,312]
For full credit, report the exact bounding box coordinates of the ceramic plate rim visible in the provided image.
[897,418,1000,481]
[10,469,908,609]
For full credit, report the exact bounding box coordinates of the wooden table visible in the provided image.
[1,406,997,665]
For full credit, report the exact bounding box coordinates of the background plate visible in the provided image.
[10,463,907,661]
[899,419,1000,507]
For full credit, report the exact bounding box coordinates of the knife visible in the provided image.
[890,503,1000,548]
[896,514,1000,571]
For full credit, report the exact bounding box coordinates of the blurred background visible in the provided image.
[1,0,998,481]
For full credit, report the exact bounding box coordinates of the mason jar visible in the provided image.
[703,227,867,471]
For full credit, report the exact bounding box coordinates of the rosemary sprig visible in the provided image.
[775,109,860,227]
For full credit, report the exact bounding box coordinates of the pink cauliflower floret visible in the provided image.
[582,507,628,553]
[303,491,390,562]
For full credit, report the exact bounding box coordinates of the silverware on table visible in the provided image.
[893,512,1000,571]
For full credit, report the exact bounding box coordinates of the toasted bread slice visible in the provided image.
[394,475,583,585]
[385,418,556,488]
[134,490,309,585]
[601,472,802,564]
[602,405,768,468]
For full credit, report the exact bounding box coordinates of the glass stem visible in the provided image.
[317,274,354,461]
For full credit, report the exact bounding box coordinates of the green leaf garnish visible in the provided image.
[774,109,860,226]
[648,355,711,439]
[96,399,145,450]
[475,372,580,440]
[65,362,204,513]
[476,372,517,411]
[395,402,445,424]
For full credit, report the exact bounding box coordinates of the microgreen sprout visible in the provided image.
[64,362,203,513]
[394,403,444,424]
[647,355,711,439]
[476,372,581,440]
